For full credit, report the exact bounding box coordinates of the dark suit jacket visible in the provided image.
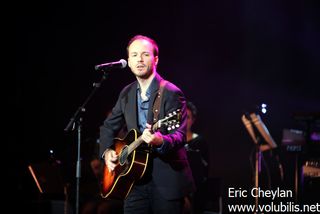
[99,73,195,200]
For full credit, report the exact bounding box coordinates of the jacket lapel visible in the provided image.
[126,82,139,131]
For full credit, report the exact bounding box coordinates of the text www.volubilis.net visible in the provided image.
[228,201,320,213]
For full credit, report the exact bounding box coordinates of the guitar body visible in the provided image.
[100,129,149,199]
[100,109,181,200]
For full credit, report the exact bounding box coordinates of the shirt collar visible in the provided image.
[136,75,159,97]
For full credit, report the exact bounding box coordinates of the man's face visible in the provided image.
[128,39,158,79]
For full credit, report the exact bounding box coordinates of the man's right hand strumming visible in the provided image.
[103,149,118,172]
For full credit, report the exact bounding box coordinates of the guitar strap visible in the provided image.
[152,79,167,123]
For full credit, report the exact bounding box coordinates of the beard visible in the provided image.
[132,66,154,79]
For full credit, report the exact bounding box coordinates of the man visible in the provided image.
[99,35,195,214]
[185,101,209,214]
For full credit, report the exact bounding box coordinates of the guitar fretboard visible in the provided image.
[127,121,159,154]
[127,137,144,154]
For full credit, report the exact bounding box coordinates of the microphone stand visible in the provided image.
[254,136,262,213]
[64,72,109,214]
[242,114,262,214]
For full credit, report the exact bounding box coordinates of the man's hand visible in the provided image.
[141,123,164,146]
[103,149,118,172]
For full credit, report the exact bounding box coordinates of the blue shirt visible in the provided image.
[136,77,167,153]
[136,77,158,133]
[137,87,150,133]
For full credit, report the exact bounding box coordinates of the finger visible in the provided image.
[110,150,118,157]
[141,134,150,144]
[109,165,115,171]
[142,128,150,135]
[108,166,114,172]
[107,161,116,171]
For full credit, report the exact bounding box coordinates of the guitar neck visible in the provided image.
[127,136,144,154]
[127,122,159,154]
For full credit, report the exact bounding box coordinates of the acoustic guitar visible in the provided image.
[100,109,181,200]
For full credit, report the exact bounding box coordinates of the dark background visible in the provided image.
[15,0,319,212]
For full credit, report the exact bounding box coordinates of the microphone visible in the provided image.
[95,59,127,71]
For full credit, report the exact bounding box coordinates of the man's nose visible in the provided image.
[138,55,143,62]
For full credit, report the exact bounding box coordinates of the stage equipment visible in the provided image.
[242,113,277,212]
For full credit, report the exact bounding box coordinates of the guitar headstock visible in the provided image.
[156,109,181,131]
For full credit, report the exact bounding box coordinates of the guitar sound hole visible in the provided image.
[119,146,128,166]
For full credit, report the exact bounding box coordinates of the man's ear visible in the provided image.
[128,58,131,68]
[154,56,159,66]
